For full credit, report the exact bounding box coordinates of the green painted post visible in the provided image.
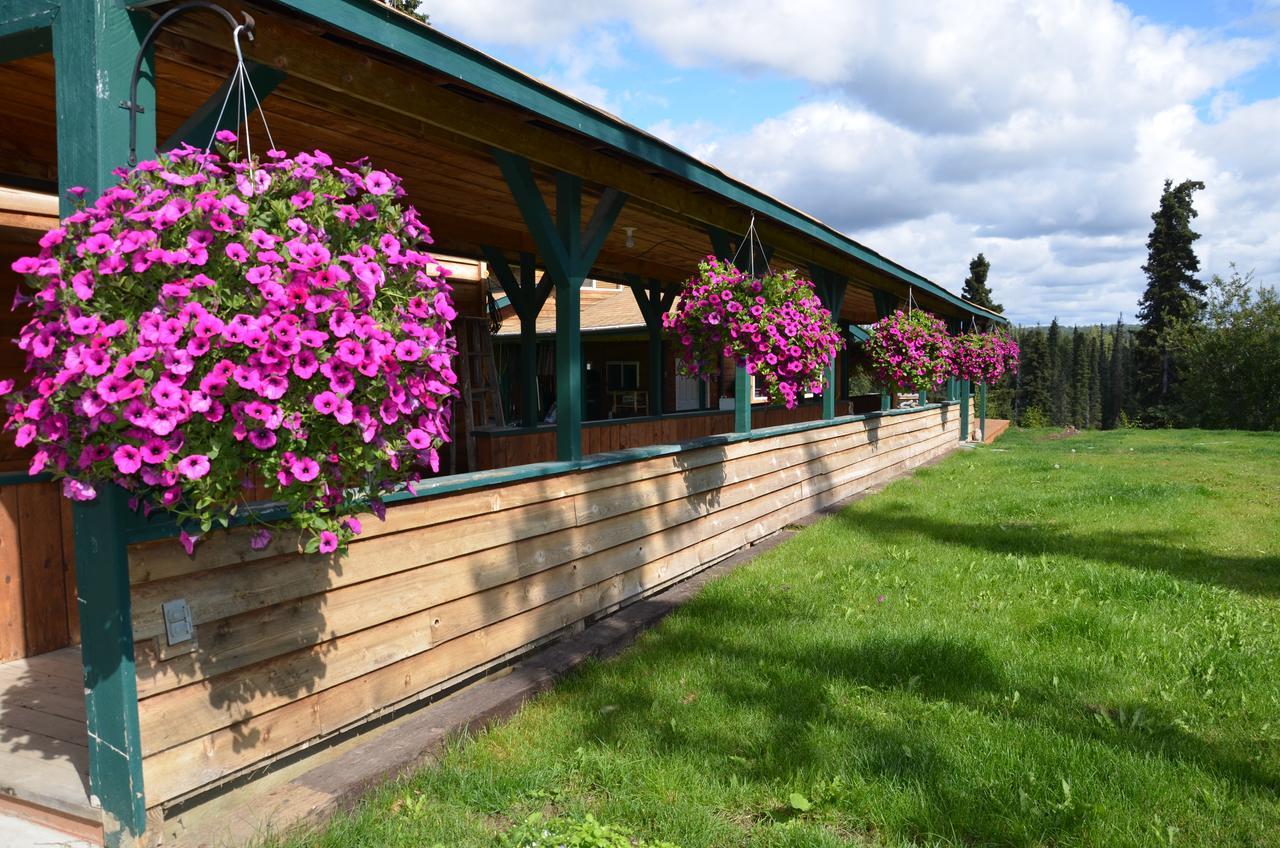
[53,1,152,843]
[872,290,899,412]
[554,174,584,460]
[493,152,626,460]
[960,378,971,441]
[809,268,847,420]
[709,229,752,433]
[979,381,988,442]
[734,365,751,432]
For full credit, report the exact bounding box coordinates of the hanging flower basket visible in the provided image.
[953,328,1021,384]
[663,256,843,409]
[3,134,458,554]
[865,308,955,393]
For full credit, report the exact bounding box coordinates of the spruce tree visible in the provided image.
[1070,328,1087,427]
[1098,324,1112,427]
[962,253,1003,313]
[1134,179,1205,415]
[1016,329,1051,424]
[1087,334,1102,429]
[1046,319,1069,425]
[1107,318,1129,428]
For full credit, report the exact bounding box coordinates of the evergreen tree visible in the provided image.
[1070,328,1087,427]
[1106,318,1129,429]
[1087,334,1102,429]
[1098,324,1112,427]
[1046,319,1070,425]
[962,253,1003,313]
[1134,179,1206,415]
[1016,329,1051,424]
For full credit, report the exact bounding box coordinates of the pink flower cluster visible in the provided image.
[865,309,956,392]
[953,328,1021,384]
[663,257,843,408]
[3,133,458,554]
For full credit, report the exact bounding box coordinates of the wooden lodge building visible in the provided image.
[0,1,1004,845]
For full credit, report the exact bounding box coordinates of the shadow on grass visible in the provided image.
[569,589,1278,845]
[838,500,1280,598]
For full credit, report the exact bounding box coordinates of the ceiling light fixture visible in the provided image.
[623,227,636,248]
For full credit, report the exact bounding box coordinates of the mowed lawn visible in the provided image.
[275,428,1280,848]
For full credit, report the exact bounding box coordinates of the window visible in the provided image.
[606,361,640,390]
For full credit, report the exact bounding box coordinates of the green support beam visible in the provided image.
[160,60,286,153]
[960,378,971,441]
[979,381,988,442]
[809,265,848,420]
[493,151,627,460]
[52,2,152,843]
[708,229,757,432]
[482,246,550,427]
[625,275,676,418]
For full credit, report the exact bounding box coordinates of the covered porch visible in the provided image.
[0,1,1002,845]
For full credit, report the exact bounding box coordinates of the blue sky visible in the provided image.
[423,1,1280,325]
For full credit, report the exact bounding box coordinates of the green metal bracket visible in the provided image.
[493,151,628,460]
[625,275,675,417]
[160,60,286,153]
[54,2,153,843]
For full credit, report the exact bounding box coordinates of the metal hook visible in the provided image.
[121,2,256,165]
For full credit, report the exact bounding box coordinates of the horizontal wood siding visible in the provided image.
[129,405,962,806]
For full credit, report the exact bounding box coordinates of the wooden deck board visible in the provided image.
[0,648,95,824]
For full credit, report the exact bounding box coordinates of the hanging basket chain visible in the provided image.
[730,213,773,278]
[207,23,277,168]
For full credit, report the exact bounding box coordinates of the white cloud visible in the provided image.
[423,0,1279,324]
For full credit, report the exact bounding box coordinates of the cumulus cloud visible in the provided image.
[423,0,1278,324]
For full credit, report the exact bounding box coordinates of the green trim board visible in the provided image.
[270,0,1006,325]
[0,0,58,41]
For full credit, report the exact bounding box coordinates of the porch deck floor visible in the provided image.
[0,648,96,825]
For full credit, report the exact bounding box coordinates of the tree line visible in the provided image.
[970,180,1279,431]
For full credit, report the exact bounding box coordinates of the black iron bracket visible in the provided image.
[121,1,255,165]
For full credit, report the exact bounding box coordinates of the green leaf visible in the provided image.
[788,792,812,812]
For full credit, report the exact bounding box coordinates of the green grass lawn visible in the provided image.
[274,428,1280,848]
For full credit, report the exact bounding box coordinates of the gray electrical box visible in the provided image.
[161,599,194,646]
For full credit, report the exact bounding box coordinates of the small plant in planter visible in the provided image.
[865,308,955,393]
[3,133,458,554]
[663,256,843,409]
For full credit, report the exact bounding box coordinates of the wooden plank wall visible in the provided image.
[127,404,963,808]
[476,403,829,470]
[0,484,79,661]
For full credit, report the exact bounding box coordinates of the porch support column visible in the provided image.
[55,1,152,844]
[960,377,971,441]
[872,290,899,412]
[482,247,551,427]
[494,151,627,460]
[707,227,755,433]
[626,276,675,418]
[979,380,988,442]
[808,265,848,420]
